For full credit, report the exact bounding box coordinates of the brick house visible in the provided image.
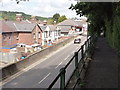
[0,14,62,52]
[32,24,43,45]
[0,20,17,48]
[5,21,36,45]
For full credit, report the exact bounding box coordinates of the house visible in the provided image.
[0,14,41,49]
[38,24,61,46]
[57,19,87,36]
[0,20,43,52]
[31,24,43,45]
[48,25,61,40]
[57,19,76,36]
[0,14,62,53]
[0,20,17,49]
[5,21,36,45]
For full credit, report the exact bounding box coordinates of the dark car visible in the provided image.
[74,38,81,44]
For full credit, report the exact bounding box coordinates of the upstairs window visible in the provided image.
[16,33,19,40]
[8,33,11,40]
[38,32,41,39]
[49,31,52,37]
[3,34,6,41]
[33,33,35,39]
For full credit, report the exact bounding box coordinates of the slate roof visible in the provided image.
[57,19,86,27]
[0,20,15,33]
[48,25,57,31]
[58,26,71,32]
[75,21,84,27]
[14,23,35,32]
[5,21,36,32]
[57,19,77,26]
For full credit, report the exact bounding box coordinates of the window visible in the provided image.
[33,33,35,39]
[8,33,11,40]
[58,30,61,36]
[38,32,41,39]
[3,34,6,41]
[55,30,57,36]
[16,33,19,40]
[44,31,48,38]
[49,31,52,37]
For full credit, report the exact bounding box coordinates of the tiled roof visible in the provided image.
[58,26,71,32]
[57,19,76,26]
[48,25,57,31]
[57,19,86,27]
[75,21,84,27]
[14,23,35,32]
[0,20,15,33]
[5,21,36,32]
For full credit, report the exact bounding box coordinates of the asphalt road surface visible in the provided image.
[2,36,87,89]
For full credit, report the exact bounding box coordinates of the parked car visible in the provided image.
[74,38,81,44]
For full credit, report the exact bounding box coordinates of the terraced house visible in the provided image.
[0,14,61,52]
[41,24,61,46]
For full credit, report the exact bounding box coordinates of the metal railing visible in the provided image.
[47,33,97,90]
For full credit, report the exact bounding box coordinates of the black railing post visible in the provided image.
[85,41,87,53]
[81,45,84,59]
[60,68,66,90]
[75,52,78,67]
[84,41,87,54]
[75,52,79,78]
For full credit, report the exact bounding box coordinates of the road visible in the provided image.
[2,36,87,88]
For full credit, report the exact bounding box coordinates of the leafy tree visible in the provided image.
[69,2,113,35]
[69,2,120,54]
[47,19,54,25]
[0,11,49,21]
[52,13,60,23]
[58,15,67,22]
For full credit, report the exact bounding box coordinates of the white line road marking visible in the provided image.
[38,73,51,84]
[1,36,76,86]
[64,55,70,61]
[55,62,62,69]
[1,36,86,87]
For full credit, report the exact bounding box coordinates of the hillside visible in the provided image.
[0,11,50,21]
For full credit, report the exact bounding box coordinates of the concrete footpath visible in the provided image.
[84,37,119,88]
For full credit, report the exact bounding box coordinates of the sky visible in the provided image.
[0,0,80,18]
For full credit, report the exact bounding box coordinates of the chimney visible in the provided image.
[16,14,23,21]
[30,16,36,23]
[4,16,8,21]
[43,20,47,26]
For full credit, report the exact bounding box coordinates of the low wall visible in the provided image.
[1,36,76,81]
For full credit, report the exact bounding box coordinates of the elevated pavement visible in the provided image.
[84,36,119,88]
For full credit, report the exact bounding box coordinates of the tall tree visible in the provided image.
[52,13,60,23]
[58,15,67,22]
[69,2,120,54]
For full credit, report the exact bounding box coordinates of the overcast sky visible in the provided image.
[0,0,80,18]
